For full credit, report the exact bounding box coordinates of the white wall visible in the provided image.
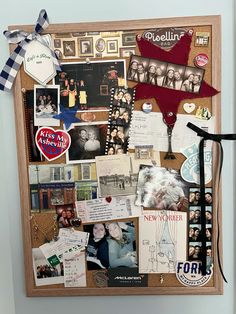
[0,1,235,314]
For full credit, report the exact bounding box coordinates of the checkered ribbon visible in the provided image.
[0,9,61,92]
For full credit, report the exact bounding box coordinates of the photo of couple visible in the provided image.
[68,124,107,162]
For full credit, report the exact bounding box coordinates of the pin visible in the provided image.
[142,102,152,113]
[183,102,196,113]
[194,53,209,67]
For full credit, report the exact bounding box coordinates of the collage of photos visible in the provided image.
[52,31,136,60]
[188,188,213,269]
[127,55,204,94]
[54,60,126,110]
[105,87,135,155]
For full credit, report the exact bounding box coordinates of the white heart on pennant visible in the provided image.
[183,103,196,113]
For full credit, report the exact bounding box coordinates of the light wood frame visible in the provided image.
[9,15,222,296]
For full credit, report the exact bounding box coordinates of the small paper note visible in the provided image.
[64,251,87,287]
[58,228,89,246]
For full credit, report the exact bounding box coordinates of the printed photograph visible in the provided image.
[78,37,94,57]
[55,204,80,228]
[32,248,64,286]
[112,87,134,109]
[122,33,136,46]
[189,224,202,242]
[34,85,60,126]
[135,165,189,210]
[84,221,137,270]
[127,55,149,83]
[146,59,168,86]
[189,207,201,224]
[188,242,202,261]
[96,155,138,197]
[95,38,106,52]
[54,39,61,48]
[107,40,118,53]
[181,66,204,93]
[29,164,75,211]
[54,49,63,60]
[119,47,136,58]
[54,60,126,110]
[67,123,108,163]
[162,63,185,90]
[189,187,213,206]
[106,125,129,153]
[75,181,98,201]
[110,107,132,127]
[127,55,205,94]
[63,40,76,57]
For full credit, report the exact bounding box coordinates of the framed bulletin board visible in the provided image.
[9,14,222,296]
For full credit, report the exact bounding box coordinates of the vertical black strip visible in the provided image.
[199,138,207,275]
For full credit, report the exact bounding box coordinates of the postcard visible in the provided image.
[64,251,87,287]
[95,154,136,197]
[135,165,189,210]
[139,210,187,273]
[76,194,142,223]
[32,248,64,286]
[129,111,214,152]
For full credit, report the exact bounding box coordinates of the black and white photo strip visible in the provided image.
[105,87,135,155]
[127,55,205,94]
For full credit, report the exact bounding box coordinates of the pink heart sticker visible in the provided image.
[35,127,71,161]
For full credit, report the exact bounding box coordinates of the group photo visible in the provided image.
[127,55,204,94]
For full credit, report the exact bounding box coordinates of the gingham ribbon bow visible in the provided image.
[0,9,61,92]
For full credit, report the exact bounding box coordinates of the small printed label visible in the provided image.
[142,27,187,49]
[24,39,56,85]
[176,261,213,287]
[108,268,148,287]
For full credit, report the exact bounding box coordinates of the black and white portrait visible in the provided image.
[67,123,108,163]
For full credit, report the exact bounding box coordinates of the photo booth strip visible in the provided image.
[188,187,213,270]
[105,87,135,155]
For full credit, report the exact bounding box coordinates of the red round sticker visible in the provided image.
[194,53,209,67]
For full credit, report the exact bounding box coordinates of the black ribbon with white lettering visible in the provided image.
[187,122,236,281]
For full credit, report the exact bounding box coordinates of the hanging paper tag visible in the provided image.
[24,39,56,85]
[35,127,71,161]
